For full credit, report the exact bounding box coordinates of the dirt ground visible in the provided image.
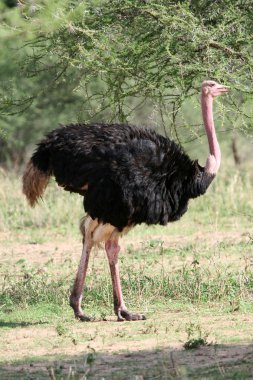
[1,228,249,265]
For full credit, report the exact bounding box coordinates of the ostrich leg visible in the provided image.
[105,238,146,321]
[69,238,93,321]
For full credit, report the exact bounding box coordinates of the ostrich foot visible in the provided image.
[117,309,146,321]
[70,297,93,321]
[75,313,93,322]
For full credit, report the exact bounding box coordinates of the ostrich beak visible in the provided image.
[217,85,230,93]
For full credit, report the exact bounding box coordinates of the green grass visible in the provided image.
[0,162,253,379]
[1,240,253,314]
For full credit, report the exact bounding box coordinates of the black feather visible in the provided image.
[31,123,214,229]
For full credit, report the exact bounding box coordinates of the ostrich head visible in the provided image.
[202,80,229,97]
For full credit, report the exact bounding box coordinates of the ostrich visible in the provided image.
[23,80,229,321]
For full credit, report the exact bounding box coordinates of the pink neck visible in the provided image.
[201,92,221,175]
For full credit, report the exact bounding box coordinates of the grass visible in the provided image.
[2,249,253,310]
[0,159,253,379]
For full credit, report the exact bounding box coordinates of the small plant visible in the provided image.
[55,323,79,345]
[184,337,207,350]
[229,298,240,312]
[183,322,209,350]
[85,346,96,367]
[114,328,127,338]
[141,322,158,335]
[142,239,164,253]
[55,322,68,337]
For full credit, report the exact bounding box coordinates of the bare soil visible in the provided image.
[1,228,251,266]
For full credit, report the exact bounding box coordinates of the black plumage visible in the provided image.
[31,123,214,230]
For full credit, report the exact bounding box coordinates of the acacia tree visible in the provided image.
[0,0,253,162]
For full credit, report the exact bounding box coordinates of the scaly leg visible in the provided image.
[69,238,93,321]
[105,238,146,321]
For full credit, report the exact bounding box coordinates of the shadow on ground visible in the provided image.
[1,343,253,379]
[0,321,48,329]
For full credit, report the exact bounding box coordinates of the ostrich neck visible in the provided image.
[201,93,221,175]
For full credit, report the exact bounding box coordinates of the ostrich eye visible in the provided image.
[209,83,215,87]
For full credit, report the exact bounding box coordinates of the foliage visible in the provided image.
[0,2,84,164]
[183,322,209,350]
[0,0,253,163]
